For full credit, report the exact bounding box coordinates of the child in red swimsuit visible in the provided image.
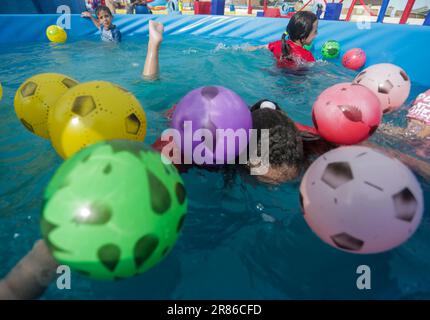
[248,11,318,69]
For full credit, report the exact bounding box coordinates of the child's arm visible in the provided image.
[0,240,58,300]
[377,120,430,139]
[143,21,164,79]
[81,11,100,29]
[377,122,407,138]
[361,141,430,181]
[244,44,269,52]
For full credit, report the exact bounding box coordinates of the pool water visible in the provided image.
[0,34,429,299]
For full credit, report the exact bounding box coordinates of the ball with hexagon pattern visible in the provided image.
[14,73,79,139]
[41,140,187,280]
[299,146,423,254]
[48,81,147,159]
[353,63,411,114]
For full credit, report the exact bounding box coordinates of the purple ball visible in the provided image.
[171,86,252,164]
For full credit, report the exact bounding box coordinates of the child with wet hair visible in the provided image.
[247,100,305,184]
[81,5,122,43]
[247,11,318,68]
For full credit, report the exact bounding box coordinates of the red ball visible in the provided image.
[342,48,366,70]
[312,83,382,145]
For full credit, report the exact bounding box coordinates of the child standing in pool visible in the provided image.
[248,11,318,69]
[81,5,122,43]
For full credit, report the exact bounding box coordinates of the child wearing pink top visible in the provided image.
[406,89,430,138]
[380,89,430,139]
[377,89,430,160]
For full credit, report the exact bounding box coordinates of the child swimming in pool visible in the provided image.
[81,5,122,43]
[381,90,430,138]
[245,100,316,184]
[407,99,430,139]
[377,89,430,158]
[247,11,318,69]
[406,91,430,158]
[153,101,310,184]
[154,98,430,184]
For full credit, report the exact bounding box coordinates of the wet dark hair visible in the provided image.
[96,5,112,17]
[250,101,304,168]
[281,11,318,61]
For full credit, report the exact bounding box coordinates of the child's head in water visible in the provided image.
[248,100,304,184]
[282,11,318,59]
[96,5,113,29]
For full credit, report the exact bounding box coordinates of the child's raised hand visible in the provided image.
[81,11,92,18]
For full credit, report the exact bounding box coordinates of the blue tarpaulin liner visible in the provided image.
[0,14,429,87]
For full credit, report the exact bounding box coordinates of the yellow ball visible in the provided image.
[0,82,3,102]
[46,25,67,43]
[48,81,147,159]
[14,73,79,139]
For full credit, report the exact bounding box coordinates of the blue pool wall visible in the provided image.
[0,14,429,87]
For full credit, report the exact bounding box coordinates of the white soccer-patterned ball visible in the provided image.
[299,146,424,254]
[353,63,411,114]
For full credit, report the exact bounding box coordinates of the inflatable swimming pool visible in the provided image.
[0,14,429,86]
[0,13,429,299]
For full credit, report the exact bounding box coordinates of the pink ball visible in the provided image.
[300,146,424,254]
[312,83,382,145]
[342,48,366,70]
[353,63,411,114]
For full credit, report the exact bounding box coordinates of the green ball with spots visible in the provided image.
[41,140,187,280]
[321,40,341,59]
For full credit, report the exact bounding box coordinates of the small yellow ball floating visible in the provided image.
[14,73,79,139]
[0,82,3,102]
[46,25,67,43]
[48,81,147,159]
